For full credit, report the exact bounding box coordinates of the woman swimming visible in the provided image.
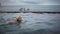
[0,16,22,26]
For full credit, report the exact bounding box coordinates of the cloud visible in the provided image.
[23,1,39,4]
[1,0,60,5]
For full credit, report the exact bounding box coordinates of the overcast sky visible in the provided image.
[0,0,60,5]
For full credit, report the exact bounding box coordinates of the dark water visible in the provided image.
[0,13,60,34]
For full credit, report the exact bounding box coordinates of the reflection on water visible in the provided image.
[0,13,60,34]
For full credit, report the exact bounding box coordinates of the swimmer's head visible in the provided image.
[16,16,22,25]
[16,16,21,20]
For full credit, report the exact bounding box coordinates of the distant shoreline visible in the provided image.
[0,11,60,14]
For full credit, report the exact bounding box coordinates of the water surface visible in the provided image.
[0,13,60,34]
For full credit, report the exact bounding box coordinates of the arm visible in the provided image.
[0,21,13,26]
[0,23,9,26]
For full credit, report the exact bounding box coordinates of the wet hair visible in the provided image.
[16,16,22,25]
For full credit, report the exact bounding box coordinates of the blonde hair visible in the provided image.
[16,16,22,25]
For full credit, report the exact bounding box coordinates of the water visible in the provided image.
[1,5,60,12]
[0,13,60,34]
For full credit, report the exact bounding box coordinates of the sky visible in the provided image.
[0,0,60,11]
[1,0,60,5]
